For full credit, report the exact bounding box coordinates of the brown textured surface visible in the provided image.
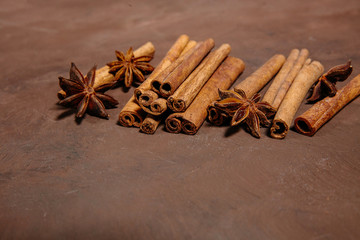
[1,0,360,239]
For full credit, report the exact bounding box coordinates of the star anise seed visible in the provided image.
[307,60,352,102]
[107,47,154,88]
[214,89,276,138]
[58,63,119,119]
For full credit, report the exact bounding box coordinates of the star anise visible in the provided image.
[106,47,154,88]
[58,63,119,119]
[307,60,352,102]
[214,88,276,138]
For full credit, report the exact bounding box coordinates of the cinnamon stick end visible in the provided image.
[182,121,198,135]
[165,116,182,134]
[118,112,143,128]
[294,117,316,136]
[270,119,289,139]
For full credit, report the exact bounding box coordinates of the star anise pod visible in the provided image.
[307,60,352,102]
[58,63,119,119]
[214,88,276,138]
[106,47,154,88]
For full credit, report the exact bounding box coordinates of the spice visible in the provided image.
[295,74,360,136]
[307,60,353,102]
[118,35,192,128]
[58,63,118,119]
[207,54,284,126]
[107,47,154,87]
[159,39,215,97]
[167,44,231,112]
[58,42,155,99]
[262,49,310,109]
[165,56,245,134]
[270,61,324,139]
[213,89,276,138]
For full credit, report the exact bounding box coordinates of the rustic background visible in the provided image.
[1,0,360,239]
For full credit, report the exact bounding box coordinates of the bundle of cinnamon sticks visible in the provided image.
[119,34,245,135]
[57,34,359,138]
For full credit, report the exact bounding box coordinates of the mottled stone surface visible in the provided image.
[1,0,359,239]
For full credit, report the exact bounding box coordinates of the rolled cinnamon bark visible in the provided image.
[167,44,231,112]
[140,114,163,134]
[150,41,198,95]
[149,98,168,116]
[138,90,158,107]
[294,74,360,136]
[137,41,197,112]
[270,61,324,139]
[262,49,299,104]
[207,104,230,126]
[165,56,245,134]
[159,38,215,97]
[271,49,310,109]
[134,35,191,102]
[58,42,155,100]
[118,96,145,127]
[235,54,285,98]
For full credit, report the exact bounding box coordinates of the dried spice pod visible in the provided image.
[213,89,276,138]
[307,60,353,102]
[58,42,155,99]
[107,47,154,87]
[58,63,119,119]
[207,54,284,126]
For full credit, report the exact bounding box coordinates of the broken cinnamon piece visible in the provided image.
[118,96,145,127]
[150,40,198,95]
[235,54,285,98]
[140,114,163,134]
[58,42,155,100]
[159,38,215,97]
[167,43,231,112]
[270,61,324,139]
[134,35,191,102]
[165,56,245,134]
[295,74,360,136]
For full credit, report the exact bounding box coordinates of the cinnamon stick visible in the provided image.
[134,35,192,102]
[270,61,324,139]
[150,40,198,95]
[270,49,310,109]
[118,96,145,127]
[140,114,163,134]
[235,54,285,98]
[138,90,158,107]
[165,56,245,134]
[294,74,360,136]
[167,44,231,112]
[159,38,215,97]
[58,42,155,100]
[207,54,284,126]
